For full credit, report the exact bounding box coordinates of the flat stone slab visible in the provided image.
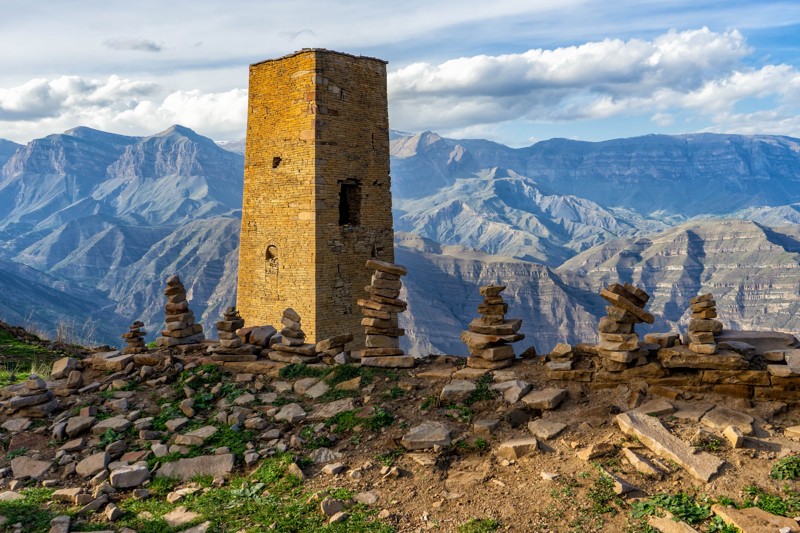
[416,368,455,380]
[110,465,150,488]
[616,411,724,483]
[622,448,663,478]
[157,454,235,481]
[701,406,754,436]
[401,421,452,450]
[308,398,356,421]
[92,416,132,436]
[440,380,477,403]
[360,355,416,368]
[495,437,539,460]
[658,346,749,370]
[175,426,217,446]
[275,403,306,424]
[712,504,781,533]
[672,403,714,422]
[521,388,567,410]
[10,456,51,479]
[633,399,675,416]
[527,419,567,440]
[715,330,799,354]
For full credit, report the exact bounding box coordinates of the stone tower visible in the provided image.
[237,49,395,345]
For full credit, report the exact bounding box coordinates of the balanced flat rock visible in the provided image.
[365,260,407,277]
[715,330,799,354]
[616,411,724,483]
[600,289,654,324]
[657,346,749,370]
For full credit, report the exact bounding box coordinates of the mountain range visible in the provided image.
[1,125,799,355]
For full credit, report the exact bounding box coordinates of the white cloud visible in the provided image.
[651,113,675,127]
[387,27,800,136]
[0,75,246,142]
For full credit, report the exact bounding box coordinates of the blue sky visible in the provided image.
[0,0,799,145]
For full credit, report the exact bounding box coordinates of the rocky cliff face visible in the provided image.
[558,219,800,337]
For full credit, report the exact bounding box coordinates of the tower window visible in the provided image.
[339,181,361,226]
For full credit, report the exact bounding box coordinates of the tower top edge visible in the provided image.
[250,49,388,67]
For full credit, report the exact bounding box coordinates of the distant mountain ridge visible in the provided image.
[1,126,800,354]
[391,131,800,213]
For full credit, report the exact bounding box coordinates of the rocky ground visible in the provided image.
[2,327,800,532]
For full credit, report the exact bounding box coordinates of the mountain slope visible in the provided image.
[391,131,800,217]
[395,167,669,265]
[0,139,21,167]
[558,219,800,335]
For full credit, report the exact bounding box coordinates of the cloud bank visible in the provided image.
[0,75,246,142]
[1,27,799,143]
[389,28,800,138]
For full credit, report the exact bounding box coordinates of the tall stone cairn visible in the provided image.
[268,308,319,364]
[121,321,147,354]
[356,260,415,368]
[461,285,524,369]
[687,294,722,354]
[155,275,205,347]
[597,283,654,371]
[207,307,260,361]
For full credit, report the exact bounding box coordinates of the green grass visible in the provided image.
[278,363,328,380]
[464,374,495,405]
[742,485,800,517]
[588,474,620,515]
[0,330,64,386]
[376,448,405,466]
[631,493,712,525]
[458,518,501,532]
[117,455,396,533]
[771,455,800,480]
[0,488,56,531]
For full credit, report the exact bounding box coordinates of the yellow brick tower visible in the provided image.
[237,49,395,345]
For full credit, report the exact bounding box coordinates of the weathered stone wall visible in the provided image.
[238,49,394,344]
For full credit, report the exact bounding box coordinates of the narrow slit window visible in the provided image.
[339,181,361,226]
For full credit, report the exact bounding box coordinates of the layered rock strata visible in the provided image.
[596,283,653,371]
[155,275,205,347]
[687,294,722,355]
[461,285,524,370]
[355,260,415,368]
[268,308,319,364]
[207,307,260,361]
[121,321,147,355]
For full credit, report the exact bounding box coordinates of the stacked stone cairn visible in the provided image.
[316,333,355,364]
[268,308,319,364]
[121,321,147,354]
[356,259,414,368]
[5,375,56,417]
[597,283,654,370]
[461,285,524,370]
[155,275,205,347]
[207,307,260,361]
[687,293,722,354]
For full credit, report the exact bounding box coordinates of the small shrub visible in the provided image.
[366,407,395,431]
[588,474,619,514]
[771,456,800,480]
[376,448,404,466]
